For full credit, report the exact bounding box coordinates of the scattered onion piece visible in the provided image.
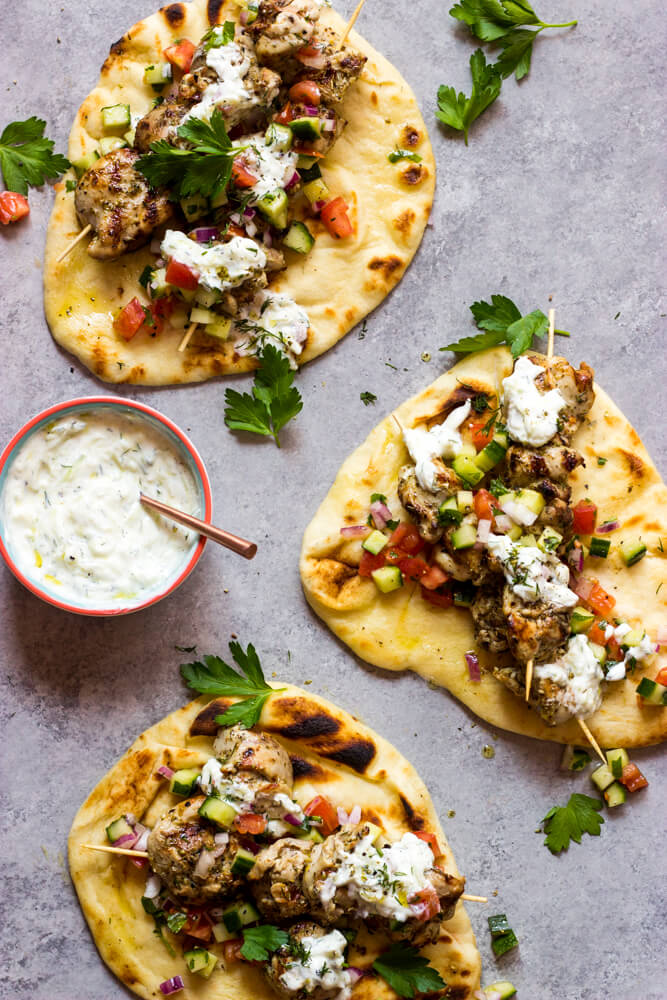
[159,976,185,996]
[465,651,481,682]
[156,765,174,780]
[597,519,619,533]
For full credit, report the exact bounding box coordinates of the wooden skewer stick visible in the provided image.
[391,413,403,433]
[577,717,605,763]
[56,224,92,263]
[462,893,488,903]
[525,658,533,702]
[545,307,556,387]
[81,843,149,858]
[178,321,198,353]
[341,0,368,43]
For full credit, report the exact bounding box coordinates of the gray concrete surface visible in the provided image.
[1,1,665,998]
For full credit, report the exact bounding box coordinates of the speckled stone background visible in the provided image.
[1,1,665,997]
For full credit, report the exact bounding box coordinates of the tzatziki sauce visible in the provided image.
[2,409,201,608]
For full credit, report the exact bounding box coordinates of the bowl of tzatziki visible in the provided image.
[0,397,211,615]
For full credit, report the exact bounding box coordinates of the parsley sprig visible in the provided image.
[136,108,239,200]
[180,641,285,729]
[0,118,69,195]
[441,292,569,357]
[436,49,501,145]
[541,792,604,854]
[241,925,289,961]
[372,943,446,998]
[224,344,303,447]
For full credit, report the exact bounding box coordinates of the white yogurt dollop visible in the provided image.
[403,400,472,492]
[502,356,566,447]
[161,231,266,292]
[2,410,201,608]
[534,635,604,719]
[280,929,352,998]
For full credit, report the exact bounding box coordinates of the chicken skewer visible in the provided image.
[341,0,369,43]
[56,223,92,263]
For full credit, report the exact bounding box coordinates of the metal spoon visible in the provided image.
[140,493,257,560]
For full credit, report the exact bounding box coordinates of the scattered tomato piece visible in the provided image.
[164,39,196,73]
[388,523,424,555]
[0,191,30,225]
[304,795,338,837]
[586,581,616,617]
[473,488,496,524]
[113,297,147,341]
[182,910,213,941]
[620,762,648,792]
[420,564,449,590]
[655,666,667,687]
[223,939,244,963]
[410,886,441,920]
[231,159,258,188]
[397,556,428,581]
[233,812,267,835]
[415,831,441,855]
[320,197,353,239]
[359,548,387,578]
[421,585,454,608]
[588,618,609,646]
[468,418,493,451]
[288,80,322,105]
[572,499,598,535]
[165,257,199,290]
[274,102,294,125]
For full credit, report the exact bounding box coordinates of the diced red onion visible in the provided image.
[370,499,393,528]
[297,52,327,69]
[340,525,371,537]
[347,804,362,825]
[477,518,492,544]
[283,812,303,827]
[110,832,137,849]
[494,513,513,534]
[144,874,162,899]
[159,977,185,996]
[245,221,257,237]
[321,118,336,131]
[157,765,174,780]
[337,806,349,826]
[303,104,319,117]
[347,967,367,984]
[124,813,137,827]
[192,226,219,243]
[285,170,301,191]
[597,519,619,533]
[313,199,326,213]
[214,831,229,846]
[242,206,256,219]
[485,993,502,1000]
[154,258,165,268]
[194,848,216,879]
[465,651,481,682]
[572,573,594,601]
[567,547,584,575]
[229,212,242,225]
[500,497,536,526]
[263,230,272,247]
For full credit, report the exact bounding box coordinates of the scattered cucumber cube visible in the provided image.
[371,565,403,593]
[294,825,325,844]
[513,488,545,516]
[289,116,322,141]
[205,315,232,341]
[169,768,201,796]
[144,61,172,89]
[451,522,477,550]
[282,221,314,254]
[485,984,517,1000]
[537,526,563,553]
[456,490,474,513]
[492,930,519,957]
[362,530,388,555]
[72,150,100,177]
[487,914,511,938]
[506,523,523,541]
[620,538,647,566]
[141,895,161,915]
[265,122,293,150]
[604,781,627,807]
[620,629,644,648]
[210,188,228,209]
[98,136,127,156]
[606,748,629,778]
[560,745,591,771]
[185,947,217,978]
[195,287,222,309]
[453,452,484,487]
[256,188,288,229]
[570,606,595,634]
[231,847,257,876]
[298,160,322,184]
[180,192,209,222]
[212,921,236,943]
[589,536,611,558]
[438,496,463,526]
[101,103,131,131]
[123,127,136,146]
[198,796,236,827]
[516,533,537,548]
[591,763,615,792]
[635,677,667,705]
[222,900,260,933]
[303,177,330,206]
[189,306,217,325]
[475,438,506,473]
[106,817,133,843]
[589,641,607,665]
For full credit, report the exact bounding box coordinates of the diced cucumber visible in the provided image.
[298,160,322,184]
[456,491,473,513]
[101,103,131,131]
[195,287,221,309]
[185,948,218,978]
[231,847,257,876]
[289,116,322,141]
[212,921,236,943]
[143,62,172,89]
[303,177,330,205]
[513,488,545,516]
[560,745,591,771]
[451,522,477,550]
[453,582,475,607]
[620,538,647,566]
[256,188,288,229]
[516,533,537,548]
[452,453,484,487]
[169,768,201,796]
[537,526,563,553]
[606,748,629,779]
[180,192,209,222]
[438,496,463,526]
[264,122,293,151]
[635,677,667,705]
[604,781,627,807]
[150,267,169,298]
[492,930,519,957]
[123,127,136,146]
[475,438,507,473]
[371,566,403,593]
[98,136,127,156]
[106,817,133,843]
[282,221,314,255]
[210,188,228,209]
[198,797,236,828]
[457,443,477,460]
[487,914,511,938]
[141,895,161,915]
[222,900,260,933]
[190,306,217,325]
[591,763,615,792]
[362,530,388,555]
[72,150,100,177]
[297,154,319,169]
[620,629,644,648]
[485,984,517,1000]
[492,428,509,449]
[570,606,595,634]
[204,315,232,341]
[293,826,324,844]
[589,642,607,665]
[589,536,611,558]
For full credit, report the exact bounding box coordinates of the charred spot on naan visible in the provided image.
[161,2,186,28]
[101,36,128,75]
[619,448,645,480]
[101,746,161,816]
[305,557,372,608]
[368,255,403,281]
[190,697,235,736]
[206,0,226,25]
[401,163,428,186]
[401,124,421,148]
[290,755,330,780]
[265,696,377,774]
[399,793,426,831]
[393,209,416,238]
[415,382,495,430]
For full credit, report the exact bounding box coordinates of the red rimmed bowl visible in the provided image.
[0,397,212,616]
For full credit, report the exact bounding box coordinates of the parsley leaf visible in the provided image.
[442,293,552,357]
[373,943,446,998]
[436,49,502,144]
[224,344,302,447]
[541,793,604,854]
[180,641,285,729]
[0,118,69,195]
[360,391,377,406]
[387,148,422,163]
[136,107,238,199]
[202,21,236,51]
[241,925,289,962]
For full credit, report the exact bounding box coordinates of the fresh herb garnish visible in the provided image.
[0,118,69,195]
[450,0,577,80]
[65,178,77,192]
[597,457,607,466]
[180,641,285,729]
[387,148,422,163]
[136,107,239,200]
[372,943,446,998]
[174,644,197,653]
[223,344,303,447]
[166,911,187,934]
[436,49,501,145]
[138,264,153,288]
[202,21,236,51]
[288,937,312,963]
[360,391,377,406]
[541,793,604,854]
[371,492,388,504]
[241,925,289,962]
[442,293,569,358]
[471,392,489,412]
[489,477,509,497]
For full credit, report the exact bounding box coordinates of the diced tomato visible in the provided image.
[388,523,424,556]
[655,666,667,687]
[420,564,449,591]
[410,886,441,921]
[295,43,323,64]
[473,488,496,524]
[304,795,339,837]
[147,295,175,334]
[468,418,493,451]
[397,556,428,581]
[384,546,407,566]
[572,499,598,535]
[620,762,648,792]
[289,80,322,105]
[586,581,616,617]
[164,39,196,73]
[605,637,623,662]
[183,910,213,941]
[231,159,258,188]
[113,297,147,341]
[227,223,247,238]
[165,257,199,290]
[588,618,609,646]
[233,812,267,835]
[415,830,441,856]
[223,939,244,963]
[359,548,387,578]
[274,102,294,125]
[0,191,30,225]
[421,585,453,608]
[320,197,353,239]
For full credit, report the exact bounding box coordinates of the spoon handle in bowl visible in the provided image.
[140,493,257,560]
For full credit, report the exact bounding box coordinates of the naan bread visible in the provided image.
[69,684,481,998]
[44,0,435,384]
[300,347,667,748]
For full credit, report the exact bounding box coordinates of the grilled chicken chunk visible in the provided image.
[133,95,193,153]
[397,463,461,544]
[146,797,243,903]
[531,355,595,442]
[503,585,571,665]
[470,583,509,653]
[74,148,173,260]
[504,444,584,486]
[294,29,367,104]
[492,665,576,726]
[248,837,314,921]
[249,0,322,70]
[213,723,294,790]
[265,922,348,1000]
